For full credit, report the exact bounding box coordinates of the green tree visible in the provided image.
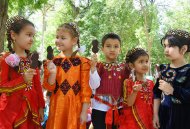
[0,0,48,53]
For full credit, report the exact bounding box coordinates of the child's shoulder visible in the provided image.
[0,52,10,58]
[0,52,11,63]
[78,56,90,62]
[146,79,154,86]
[96,61,126,67]
[159,64,169,70]
[124,78,133,84]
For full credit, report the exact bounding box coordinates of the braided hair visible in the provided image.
[6,15,34,55]
[125,48,149,64]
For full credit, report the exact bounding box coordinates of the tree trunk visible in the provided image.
[0,0,8,53]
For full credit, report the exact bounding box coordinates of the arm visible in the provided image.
[153,98,161,129]
[80,58,92,103]
[89,70,101,90]
[0,58,26,92]
[158,71,190,103]
[153,78,162,99]
[153,99,161,116]
[127,91,138,106]
[80,58,92,124]
[125,80,142,106]
[34,69,45,108]
[33,69,45,121]
[172,74,190,103]
[80,102,90,124]
[43,61,56,91]
[89,53,101,90]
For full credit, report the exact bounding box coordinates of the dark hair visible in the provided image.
[125,48,149,63]
[101,33,121,47]
[161,29,190,52]
[6,16,34,54]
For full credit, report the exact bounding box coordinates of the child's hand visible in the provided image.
[153,114,160,129]
[90,54,98,73]
[23,68,37,83]
[159,80,174,95]
[39,108,44,122]
[47,61,57,74]
[80,110,87,125]
[133,83,142,92]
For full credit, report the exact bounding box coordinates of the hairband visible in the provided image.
[166,29,190,39]
[6,15,24,30]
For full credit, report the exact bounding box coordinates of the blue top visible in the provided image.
[153,64,190,106]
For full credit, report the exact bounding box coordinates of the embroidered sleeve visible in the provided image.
[43,61,56,91]
[123,79,133,104]
[34,69,45,108]
[0,57,26,93]
[124,63,130,79]
[148,80,155,104]
[153,78,161,99]
[172,69,190,103]
[123,79,127,104]
[80,58,92,103]
[153,64,164,99]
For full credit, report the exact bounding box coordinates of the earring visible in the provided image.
[130,68,136,82]
[13,39,16,43]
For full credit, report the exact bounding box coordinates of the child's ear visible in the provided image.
[180,45,188,55]
[72,37,78,46]
[10,30,16,42]
[128,62,134,70]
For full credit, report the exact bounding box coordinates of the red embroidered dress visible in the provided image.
[0,53,45,129]
[119,78,154,129]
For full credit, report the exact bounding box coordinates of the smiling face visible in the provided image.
[55,28,78,52]
[102,38,121,62]
[11,24,35,51]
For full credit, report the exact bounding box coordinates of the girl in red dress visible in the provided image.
[0,16,45,129]
[119,48,154,129]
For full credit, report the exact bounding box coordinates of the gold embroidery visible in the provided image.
[0,83,26,93]
[132,106,147,129]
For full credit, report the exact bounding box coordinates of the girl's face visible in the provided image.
[11,25,35,51]
[102,38,121,62]
[163,39,184,61]
[55,28,77,52]
[130,55,149,75]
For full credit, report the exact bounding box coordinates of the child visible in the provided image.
[90,33,129,129]
[41,91,51,129]
[43,23,92,129]
[0,16,45,128]
[119,48,154,129]
[153,30,190,129]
